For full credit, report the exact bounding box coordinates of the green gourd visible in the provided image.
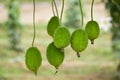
[71,29,88,57]
[85,21,100,44]
[25,47,42,75]
[47,16,60,37]
[53,27,70,48]
[46,42,64,70]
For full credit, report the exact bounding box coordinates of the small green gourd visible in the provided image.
[53,27,70,48]
[71,29,88,57]
[46,42,64,72]
[47,16,60,37]
[85,21,100,44]
[25,47,42,75]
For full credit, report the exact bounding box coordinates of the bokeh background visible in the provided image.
[0,0,120,80]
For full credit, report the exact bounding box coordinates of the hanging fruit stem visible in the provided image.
[60,0,65,23]
[32,0,36,47]
[52,0,55,16]
[77,52,80,58]
[91,0,94,21]
[53,0,59,18]
[54,67,59,75]
[79,0,84,28]
[91,40,94,44]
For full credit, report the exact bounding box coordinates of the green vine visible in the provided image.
[32,0,36,47]
[52,0,55,16]
[53,0,59,18]
[91,0,94,21]
[60,0,65,22]
[79,0,84,28]
[52,0,65,23]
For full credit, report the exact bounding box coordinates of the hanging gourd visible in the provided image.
[25,0,42,75]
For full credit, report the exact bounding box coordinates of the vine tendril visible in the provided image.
[53,0,59,18]
[60,0,65,23]
[52,0,55,16]
[79,0,84,28]
[91,0,94,21]
[32,0,36,47]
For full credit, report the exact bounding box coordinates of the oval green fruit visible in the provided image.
[46,42,64,69]
[25,47,42,75]
[54,27,70,48]
[85,21,100,44]
[47,16,60,37]
[71,29,88,57]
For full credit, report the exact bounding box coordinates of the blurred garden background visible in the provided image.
[0,0,120,80]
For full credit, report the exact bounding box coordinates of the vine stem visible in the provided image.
[32,0,36,47]
[53,0,59,18]
[52,0,55,16]
[60,0,65,23]
[79,0,84,28]
[91,0,94,21]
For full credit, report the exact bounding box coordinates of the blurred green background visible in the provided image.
[0,0,120,80]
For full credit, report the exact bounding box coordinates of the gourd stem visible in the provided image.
[60,0,65,23]
[79,0,84,28]
[91,40,94,44]
[77,52,80,58]
[53,0,59,19]
[52,0,55,16]
[91,0,94,21]
[32,0,36,47]
[54,67,58,75]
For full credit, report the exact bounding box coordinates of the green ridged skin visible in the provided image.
[53,27,71,48]
[71,29,88,53]
[112,0,120,6]
[25,47,42,75]
[46,42,64,69]
[47,16,60,37]
[85,21,100,44]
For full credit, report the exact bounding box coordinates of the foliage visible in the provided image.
[64,0,81,28]
[105,0,120,79]
[6,0,22,51]
[106,0,120,59]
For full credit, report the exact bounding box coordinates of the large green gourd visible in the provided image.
[85,21,100,44]
[46,42,64,69]
[47,16,60,37]
[25,47,42,75]
[71,29,88,57]
[53,27,70,48]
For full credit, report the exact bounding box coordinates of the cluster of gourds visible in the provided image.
[25,0,100,75]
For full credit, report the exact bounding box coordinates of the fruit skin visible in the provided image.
[112,0,120,6]
[25,47,42,75]
[46,42,64,69]
[54,27,71,48]
[85,21,100,44]
[71,29,88,53]
[47,16,60,37]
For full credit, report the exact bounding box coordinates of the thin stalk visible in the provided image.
[60,0,65,23]
[52,0,55,16]
[79,0,84,28]
[91,0,94,21]
[53,0,59,18]
[32,0,36,47]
